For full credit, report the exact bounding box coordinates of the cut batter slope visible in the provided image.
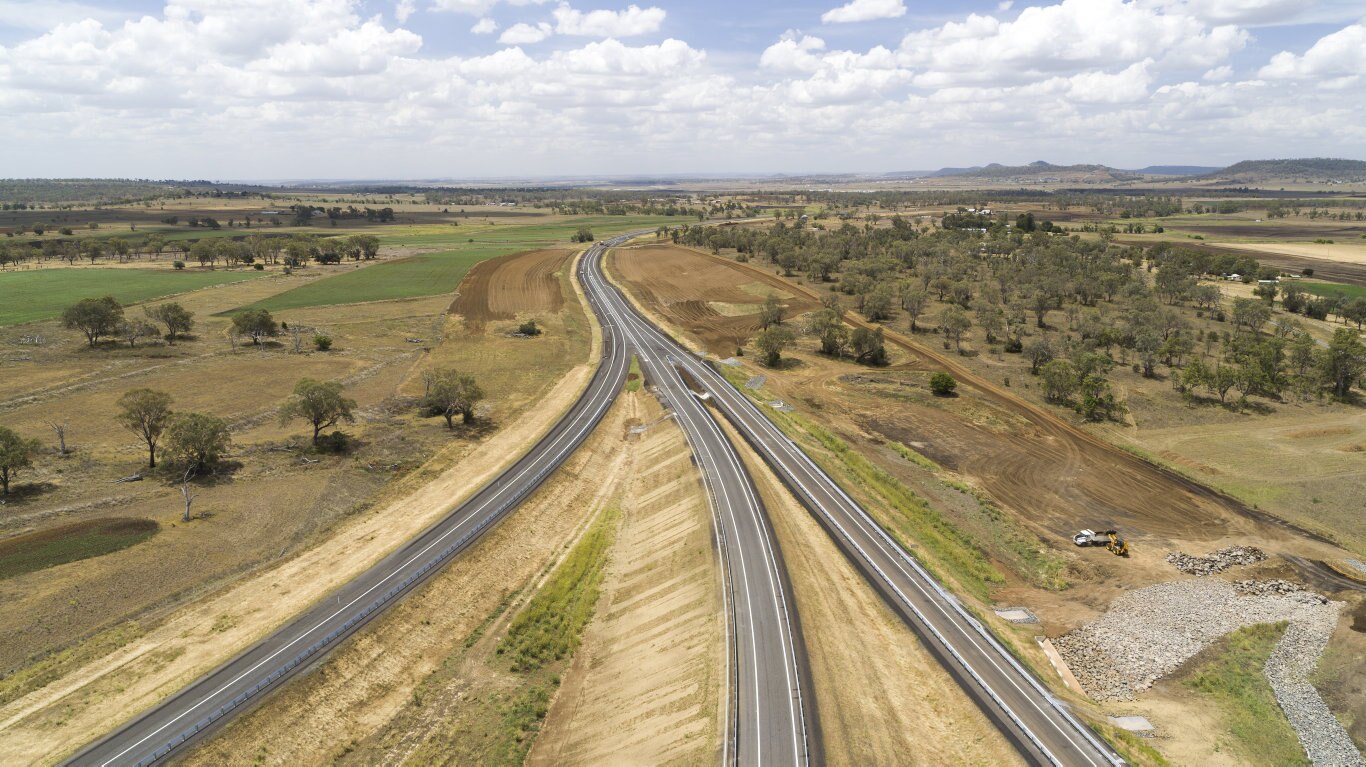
[450,248,573,332]
[529,398,725,766]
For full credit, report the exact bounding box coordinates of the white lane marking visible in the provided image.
[593,253,805,766]
[619,293,1117,766]
[690,364,1116,767]
[98,254,633,767]
[612,298,805,765]
[594,261,768,764]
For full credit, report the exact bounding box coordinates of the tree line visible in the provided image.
[678,217,1365,419]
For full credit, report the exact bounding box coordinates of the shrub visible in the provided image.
[173,260,185,270]
[253,263,264,271]
[929,372,958,396]
[517,319,541,336]
[312,334,332,351]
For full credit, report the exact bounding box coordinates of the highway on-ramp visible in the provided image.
[590,240,1128,767]
[582,243,813,767]
[65,239,643,767]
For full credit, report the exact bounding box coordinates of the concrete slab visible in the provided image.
[1109,715,1155,735]
[994,606,1039,624]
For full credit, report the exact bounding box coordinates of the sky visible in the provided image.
[0,0,1363,180]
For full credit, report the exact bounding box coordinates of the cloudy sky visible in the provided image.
[1,0,1363,180]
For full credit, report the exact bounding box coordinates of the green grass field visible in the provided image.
[0,267,265,326]
[1297,281,1366,300]
[241,247,501,312]
[0,518,159,580]
[241,216,680,312]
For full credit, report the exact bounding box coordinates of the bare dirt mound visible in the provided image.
[612,245,819,355]
[450,248,572,331]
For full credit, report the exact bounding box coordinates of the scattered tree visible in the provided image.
[231,309,278,345]
[850,326,888,365]
[117,319,159,348]
[165,412,231,472]
[47,421,69,455]
[805,308,848,356]
[280,378,356,445]
[420,369,485,428]
[145,302,194,344]
[939,305,972,353]
[0,426,41,496]
[754,325,795,367]
[117,388,173,468]
[1321,328,1366,398]
[62,296,124,346]
[759,294,784,329]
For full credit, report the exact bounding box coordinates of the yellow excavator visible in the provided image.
[1072,529,1129,557]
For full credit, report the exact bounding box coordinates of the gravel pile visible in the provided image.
[1054,579,1358,765]
[1165,545,1267,575]
[1265,613,1365,766]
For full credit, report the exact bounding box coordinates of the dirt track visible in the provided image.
[449,248,572,331]
[615,247,1351,561]
[612,245,820,355]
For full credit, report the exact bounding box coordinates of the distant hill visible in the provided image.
[929,161,1142,183]
[1129,165,1220,176]
[1199,158,1366,182]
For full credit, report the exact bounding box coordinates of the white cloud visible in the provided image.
[899,0,1247,87]
[759,32,826,73]
[821,0,906,24]
[997,0,1014,10]
[471,16,497,34]
[0,0,1362,177]
[1259,22,1366,81]
[395,0,416,23]
[498,21,552,44]
[552,3,665,37]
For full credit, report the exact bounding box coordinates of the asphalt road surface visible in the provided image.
[581,241,813,767]
[66,239,642,767]
[588,241,1127,767]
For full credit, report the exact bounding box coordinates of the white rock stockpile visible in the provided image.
[1165,545,1267,575]
[1054,579,1361,766]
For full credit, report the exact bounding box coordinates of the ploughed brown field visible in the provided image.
[449,248,572,331]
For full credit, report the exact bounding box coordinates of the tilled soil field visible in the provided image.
[611,244,820,355]
[449,248,572,331]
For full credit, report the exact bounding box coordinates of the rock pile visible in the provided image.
[1165,545,1267,575]
[1234,579,1328,603]
[1054,579,1357,765]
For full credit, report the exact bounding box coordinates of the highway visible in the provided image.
[66,238,643,767]
[588,240,1128,767]
[67,227,1120,767]
[581,243,813,767]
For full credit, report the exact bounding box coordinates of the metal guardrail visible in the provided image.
[127,236,653,767]
[689,355,1126,766]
